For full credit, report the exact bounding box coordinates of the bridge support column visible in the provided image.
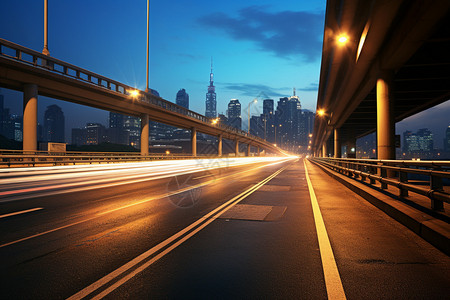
[218,134,222,157]
[257,146,260,156]
[377,71,395,179]
[191,127,197,156]
[235,140,239,157]
[377,70,395,161]
[140,114,149,155]
[23,84,38,152]
[322,143,327,158]
[334,128,341,158]
[247,144,251,157]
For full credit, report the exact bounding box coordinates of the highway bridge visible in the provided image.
[0,0,449,299]
[0,38,282,157]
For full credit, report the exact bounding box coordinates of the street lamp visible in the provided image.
[248,98,257,134]
[42,0,50,56]
[145,0,150,92]
[272,124,282,147]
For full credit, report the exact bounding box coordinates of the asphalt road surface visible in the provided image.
[0,157,449,299]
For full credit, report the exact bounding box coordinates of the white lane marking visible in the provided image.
[0,159,292,249]
[0,157,293,203]
[0,207,43,219]
[68,166,287,300]
[304,160,346,300]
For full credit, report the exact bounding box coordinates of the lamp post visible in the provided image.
[42,0,50,56]
[247,98,257,134]
[272,124,282,146]
[145,0,150,92]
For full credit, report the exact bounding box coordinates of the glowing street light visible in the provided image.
[129,90,139,98]
[211,118,219,125]
[337,34,349,45]
[317,109,325,117]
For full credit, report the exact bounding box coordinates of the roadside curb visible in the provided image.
[308,159,450,256]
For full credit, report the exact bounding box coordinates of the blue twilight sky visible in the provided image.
[0,0,325,135]
[1,0,448,146]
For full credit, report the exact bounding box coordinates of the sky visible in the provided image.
[0,0,448,147]
[0,0,325,140]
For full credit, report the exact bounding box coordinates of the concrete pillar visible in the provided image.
[247,144,251,156]
[191,127,197,156]
[257,146,260,156]
[334,128,341,158]
[140,114,149,155]
[23,84,38,152]
[218,134,222,157]
[377,70,395,160]
[235,140,239,157]
[322,143,327,158]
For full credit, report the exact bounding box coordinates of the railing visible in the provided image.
[310,157,450,211]
[0,38,266,145]
[0,150,233,168]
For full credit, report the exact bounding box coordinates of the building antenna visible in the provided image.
[293,87,296,96]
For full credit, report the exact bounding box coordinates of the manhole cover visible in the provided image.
[219,204,287,221]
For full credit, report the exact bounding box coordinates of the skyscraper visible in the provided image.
[227,99,241,130]
[43,105,65,143]
[176,89,189,110]
[403,128,433,153]
[263,99,274,116]
[444,126,450,152]
[205,60,216,118]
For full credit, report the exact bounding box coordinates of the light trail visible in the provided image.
[0,157,292,248]
[0,157,297,201]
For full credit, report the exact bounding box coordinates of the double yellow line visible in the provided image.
[68,165,288,300]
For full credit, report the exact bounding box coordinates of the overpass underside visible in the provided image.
[313,0,450,158]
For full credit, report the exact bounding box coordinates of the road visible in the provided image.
[0,157,449,299]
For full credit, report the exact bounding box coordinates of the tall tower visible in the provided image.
[176,89,189,110]
[205,58,217,118]
[43,105,65,143]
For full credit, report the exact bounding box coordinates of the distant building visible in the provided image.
[263,99,274,116]
[43,105,65,143]
[444,126,450,152]
[218,113,228,126]
[403,128,433,154]
[227,99,241,130]
[176,89,189,110]
[71,128,86,146]
[205,62,217,118]
[86,123,106,145]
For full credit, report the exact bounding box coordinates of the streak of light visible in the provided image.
[0,157,292,248]
[0,207,43,219]
[0,157,296,201]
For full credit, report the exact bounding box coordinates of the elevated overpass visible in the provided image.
[313,0,450,158]
[0,38,284,157]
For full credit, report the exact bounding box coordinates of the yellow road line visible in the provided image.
[68,166,287,300]
[304,160,346,300]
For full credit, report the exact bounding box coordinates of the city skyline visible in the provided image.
[0,0,325,131]
[0,1,448,151]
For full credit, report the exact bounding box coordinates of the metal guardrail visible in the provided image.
[0,38,267,145]
[310,157,450,211]
[0,150,232,168]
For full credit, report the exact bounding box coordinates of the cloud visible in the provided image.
[220,82,287,98]
[298,82,318,92]
[198,6,324,62]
